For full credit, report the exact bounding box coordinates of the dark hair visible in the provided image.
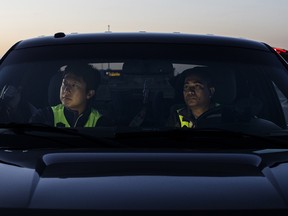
[182,67,214,87]
[63,64,101,91]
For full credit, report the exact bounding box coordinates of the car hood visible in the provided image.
[0,149,288,211]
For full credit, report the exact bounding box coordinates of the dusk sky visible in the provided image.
[1,0,288,57]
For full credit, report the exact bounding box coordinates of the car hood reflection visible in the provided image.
[0,151,288,210]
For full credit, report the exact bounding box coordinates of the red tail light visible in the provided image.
[274,47,287,54]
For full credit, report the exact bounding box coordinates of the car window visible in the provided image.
[274,83,288,126]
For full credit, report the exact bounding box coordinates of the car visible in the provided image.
[274,47,288,62]
[0,32,288,215]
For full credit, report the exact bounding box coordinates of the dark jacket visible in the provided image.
[167,104,221,128]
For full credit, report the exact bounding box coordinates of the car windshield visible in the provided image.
[1,38,288,140]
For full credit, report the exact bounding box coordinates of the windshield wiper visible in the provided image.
[0,123,123,149]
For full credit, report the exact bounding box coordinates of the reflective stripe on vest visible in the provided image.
[51,104,101,127]
[177,109,193,128]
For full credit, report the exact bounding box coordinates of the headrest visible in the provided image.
[170,67,236,105]
[212,70,236,104]
[48,71,108,107]
[48,72,62,106]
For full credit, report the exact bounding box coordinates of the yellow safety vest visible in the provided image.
[177,109,193,128]
[51,104,101,127]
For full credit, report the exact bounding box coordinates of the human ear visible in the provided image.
[86,90,95,99]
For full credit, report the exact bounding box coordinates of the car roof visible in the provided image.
[14,32,269,51]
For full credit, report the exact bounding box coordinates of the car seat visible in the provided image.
[48,72,62,106]
[169,67,237,109]
[110,60,174,127]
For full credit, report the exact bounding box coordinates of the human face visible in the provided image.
[183,74,213,112]
[60,73,94,114]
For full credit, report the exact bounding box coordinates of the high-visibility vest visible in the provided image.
[177,109,193,128]
[51,104,101,127]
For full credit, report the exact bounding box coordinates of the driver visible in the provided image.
[30,63,114,127]
[167,67,219,128]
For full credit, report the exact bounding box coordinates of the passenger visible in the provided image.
[30,64,114,127]
[167,67,219,128]
[0,84,37,123]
